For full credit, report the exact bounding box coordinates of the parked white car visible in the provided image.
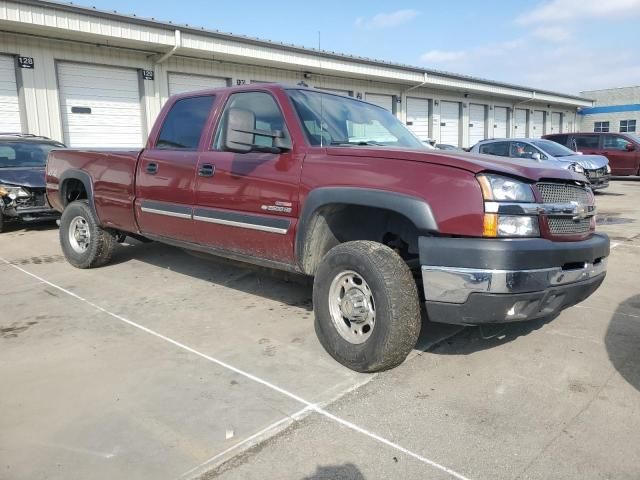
[471,138,611,189]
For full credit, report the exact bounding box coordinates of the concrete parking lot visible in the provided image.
[1,179,639,480]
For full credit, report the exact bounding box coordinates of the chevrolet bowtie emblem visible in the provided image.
[570,201,588,222]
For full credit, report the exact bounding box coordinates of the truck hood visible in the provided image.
[554,154,609,170]
[326,147,584,182]
[0,167,46,188]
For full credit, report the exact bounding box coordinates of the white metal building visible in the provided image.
[0,0,592,148]
[578,86,640,135]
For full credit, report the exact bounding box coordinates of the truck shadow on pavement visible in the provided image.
[302,463,365,480]
[111,240,558,356]
[605,294,640,392]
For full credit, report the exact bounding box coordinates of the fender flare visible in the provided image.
[58,169,100,221]
[295,187,438,269]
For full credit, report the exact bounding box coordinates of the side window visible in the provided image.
[574,135,599,149]
[479,142,509,156]
[510,141,538,159]
[213,91,291,150]
[550,134,568,146]
[620,120,636,133]
[594,121,610,133]
[603,135,632,151]
[156,96,215,150]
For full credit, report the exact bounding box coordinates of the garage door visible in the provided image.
[551,112,562,134]
[406,97,430,141]
[440,101,460,146]
[366,93,394,112]
[468,104,486,146]
[514,108,527,137]
[58,63,144,148]
[494,106,508,138]
[531,110,545,138]
[168,73,228,96]
[0,55,22,133]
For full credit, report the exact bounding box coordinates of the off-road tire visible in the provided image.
[313,241,421,372]
[59,201,115,269]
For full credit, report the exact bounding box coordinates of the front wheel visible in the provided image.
[313,241,421,372]
[59,201,115,269]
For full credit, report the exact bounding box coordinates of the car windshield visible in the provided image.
[0,142,63,168]
[287,89,425,149]
[530,139,576,157]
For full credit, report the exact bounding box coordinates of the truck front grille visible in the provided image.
[536,182,591,204]
[536,182,593,236]
[547,217,591,235]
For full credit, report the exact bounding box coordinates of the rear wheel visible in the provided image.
[313,241,421,372]
[59,201,115,268]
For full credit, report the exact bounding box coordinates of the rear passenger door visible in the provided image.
[135,95,216,241]
[573,134,600,155]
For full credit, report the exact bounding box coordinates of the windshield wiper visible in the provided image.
[329,140,386,146]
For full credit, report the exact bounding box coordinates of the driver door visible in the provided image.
[194,90,303,264]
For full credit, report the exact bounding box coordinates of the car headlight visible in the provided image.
[477,174,535,202]
[606,164,611,174]
[0,184,31,200]
[477,174,539,238]
[568,163,585,175]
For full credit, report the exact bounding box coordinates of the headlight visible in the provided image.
[568,163,585,175]
[477,174,535,202]
[606,164,611,174]
[0,184,30,200]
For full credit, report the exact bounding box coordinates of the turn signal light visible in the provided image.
[483,214,498,237]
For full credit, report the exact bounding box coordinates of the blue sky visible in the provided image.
[74,0,640,94]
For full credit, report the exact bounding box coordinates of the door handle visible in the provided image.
[146,162,158,174]
[198,164,215,177]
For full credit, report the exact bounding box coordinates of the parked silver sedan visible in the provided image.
[471,138,611,189]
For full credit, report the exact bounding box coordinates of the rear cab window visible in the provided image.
[574,135,599,149]
[156,95,216,150]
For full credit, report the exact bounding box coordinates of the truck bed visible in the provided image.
[46,149,143,233]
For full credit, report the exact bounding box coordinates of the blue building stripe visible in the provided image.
[579,104,640,115]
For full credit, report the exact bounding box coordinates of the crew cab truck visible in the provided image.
[46,84,610,372]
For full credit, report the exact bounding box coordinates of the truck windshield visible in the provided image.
[287,89,425,149]
[0,142,63,168]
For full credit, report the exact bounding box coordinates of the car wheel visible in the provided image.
[313,241,421,372]
[59,201,115,269]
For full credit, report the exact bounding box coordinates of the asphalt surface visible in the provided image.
[1,178,639,480]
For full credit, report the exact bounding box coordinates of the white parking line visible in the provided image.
[1,257,472,480]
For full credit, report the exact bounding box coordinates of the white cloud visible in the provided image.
[517,0,640,25]
[355,9,420,29]
[418,34,640,93]
[532,25,572,42]
[420,49,467,64]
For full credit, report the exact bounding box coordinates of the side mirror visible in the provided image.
[626,143,636,152]
[224,108,255,153]
[531,152,542,161]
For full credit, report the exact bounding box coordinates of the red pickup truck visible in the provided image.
[46,84,609,372]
